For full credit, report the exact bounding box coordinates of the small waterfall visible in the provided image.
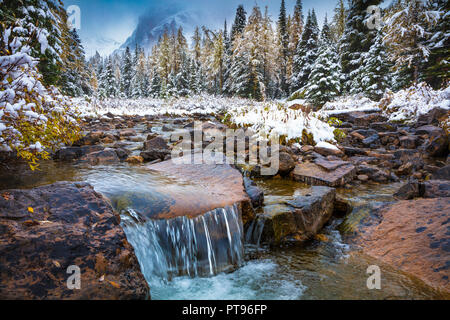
[121,204,244,284]
[245,215,266,247]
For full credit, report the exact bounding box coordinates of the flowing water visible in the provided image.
[0,116,446,300]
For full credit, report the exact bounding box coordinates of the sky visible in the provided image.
[64,0,345,57]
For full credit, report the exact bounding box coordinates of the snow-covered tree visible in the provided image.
[120,47,133,97]
[383,0,440,84]
[304,17,342,106]
[0,6,81,169]
[420,0,449,89]
[359,31,391,100]
[278,0,289,95]
[331,0,347,42]
[291,10,320,92]
[231,5,247,44]
[339,0,381,92]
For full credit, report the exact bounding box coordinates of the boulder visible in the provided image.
[355,198,450,294]
[278,152,296,175]
[394,179,450,200]
[433,165,450,180]
[73,131,104,146]
[260,186,336,243]
[0,182,149,299]
[143,137,169,151]
[119,129,137,138]
[54,146,105,162]
[79,149,120,165]
[369,122,397,132]
[399,136,419,149]
[292,161,356,187]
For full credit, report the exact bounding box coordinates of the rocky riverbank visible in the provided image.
[0,106,448,298]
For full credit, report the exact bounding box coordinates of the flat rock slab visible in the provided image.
[0,182,149,300]
[144,157,253,223]
[292,162,356,187]
[357,198,450,294]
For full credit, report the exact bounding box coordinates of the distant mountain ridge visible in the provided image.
[117,9,201,55]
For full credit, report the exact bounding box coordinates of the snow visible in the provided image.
[381,83,450,123]
[316,141,339,151]
[72,95,337,145]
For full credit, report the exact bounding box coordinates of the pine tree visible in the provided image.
[304,17,342,107]
[359,31,391,100]
[384,0,440,85]
[420,0,449,89]
[99,57,116,98]
[120,47,133,98]
[291,10,320,93]
[150,67,162,98]
[331,0,346,42]
[231,5,247,43]
[339,0,381,92]
[278,0,289,95]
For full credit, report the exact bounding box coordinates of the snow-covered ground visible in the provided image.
[318,83,450,124]
[72,95,337,144]
[71,83,449,147]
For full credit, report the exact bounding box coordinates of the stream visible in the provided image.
[0,118,446,300]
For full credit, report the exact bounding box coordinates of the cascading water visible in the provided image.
[121,204,245,285]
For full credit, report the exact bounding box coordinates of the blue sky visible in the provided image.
[64,0,349,56]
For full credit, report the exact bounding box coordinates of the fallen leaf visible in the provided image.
[53,260,61,268]
[107,280,120,288]
[99,274,105,282]
[28,207,34,213]
[23,220,39,227]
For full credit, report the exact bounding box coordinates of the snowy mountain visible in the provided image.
[118,9,201,54]
[82,36,122,58]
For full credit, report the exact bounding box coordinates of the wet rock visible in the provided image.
[125,156,144,164]
[333,196,353,217]
[261,186,336,244]
[362,134,379,147]
[425,134,449,158]
[422,180,450,198]
[161,124,173,132]
[140,150,170,162]
[0,182,149,299]
[73,131,104,146]
[355,198,450,294]
[342,146,366,156]
[396,162,414,176]
[433,165,450,180]
[399,136,419,149]
[292,161,356,187]
[314,145,344,157]
[394,181,421,200]
[79,149,120,165]
[146,156,254,224]
[417,107,449,126]
[54,146,105,162]
[143,136,169,151]
[357,174,369,182]
[243,177,264,209]
[115,148,131,161]
[119,129,137,138]
[369,122,396,132]
[278,152,296,175]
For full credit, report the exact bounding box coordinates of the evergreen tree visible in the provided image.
[420,0,449,89]
[278,0,289,95]
[231,5,247,43]
[304,17,342,106]
[331,0,346,42]
[384,0,440,84]
[150,67,162,98]
[291,10,320,92]
[339,0,381,92]
[99,57,116,98]
[359,31,391,100]
[121,47,133,98]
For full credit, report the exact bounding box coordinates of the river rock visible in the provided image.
[243,177,264,209]
[433,165,450,180]
[0,182,149,299]
[143,136,169,151]
[278,152,296,175]
[138,156,254,224]
[261,186,336,243]
[79,149,120,165]
[355,198,450,294]
[54,146,105,162]
[73,131,104,146]
[292,161,356,187]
